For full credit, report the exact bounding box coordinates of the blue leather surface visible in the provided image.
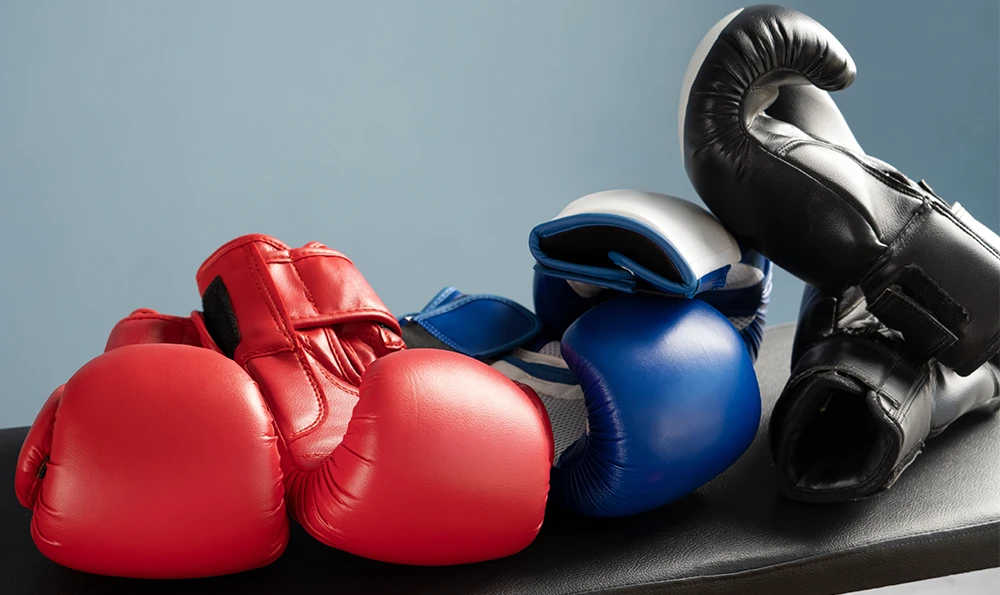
[552,294,761,517]
[399,287,541,358]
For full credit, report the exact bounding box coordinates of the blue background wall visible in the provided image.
[1,0,997,426]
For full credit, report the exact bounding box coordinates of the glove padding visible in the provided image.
[14,344,290,579]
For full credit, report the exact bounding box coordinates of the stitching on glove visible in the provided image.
[287,250,321,316]
[245,244,327,438]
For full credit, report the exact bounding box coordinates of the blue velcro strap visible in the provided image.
[400,287,542,359]
[531,262,638,294]
[530,213,725,298]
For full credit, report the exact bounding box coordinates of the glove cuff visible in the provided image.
[771,335,931,502]
[197,235,402,359]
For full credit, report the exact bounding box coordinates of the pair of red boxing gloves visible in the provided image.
[14,234,555,578]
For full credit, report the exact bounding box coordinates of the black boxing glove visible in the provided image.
[770,284,1000,503]
[680,4,1000,375]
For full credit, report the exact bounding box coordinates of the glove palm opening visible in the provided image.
[785,389,889,493]
[538,225,684,286]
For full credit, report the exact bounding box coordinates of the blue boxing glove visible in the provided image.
[399,287,761,518]
[530,190,771,358]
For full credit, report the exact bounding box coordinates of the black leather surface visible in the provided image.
[681,5,1000,376]
[2,325,997,595]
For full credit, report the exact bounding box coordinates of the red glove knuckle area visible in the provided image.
[307,349,552,565]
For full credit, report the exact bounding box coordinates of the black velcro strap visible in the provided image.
[399,322,454,352]
[201,276,241,359]
[867,285,957,359]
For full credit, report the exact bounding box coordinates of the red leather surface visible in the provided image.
[14,386,61,511]
[13,344,289,578]
[105,309,204,351]
[196,235,554,564]
[290,348,554,564]
[195,235,404,469]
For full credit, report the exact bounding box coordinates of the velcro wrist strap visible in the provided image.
[196,234,400,362]
[860,198,1000,375]
[866,283,957,360]
[400,287,542,359]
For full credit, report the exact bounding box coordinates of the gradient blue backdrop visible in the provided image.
[1,0,997,426]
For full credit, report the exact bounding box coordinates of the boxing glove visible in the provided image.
[401,284,761,518]
[529,189,771,358]
[15,343,290,578]
[200,235,553,564]
[17,235,554,575]
[680,5,1000,375]
[771,284,1000,503]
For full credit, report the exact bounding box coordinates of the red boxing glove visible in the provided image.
[194,235,553,564]
[16,235,554,577]
[15,344,289,578]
